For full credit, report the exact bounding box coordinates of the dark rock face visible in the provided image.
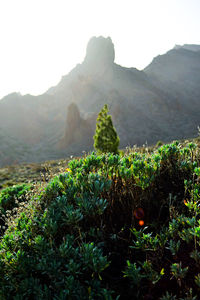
[58,103,93,150]
[0,37,200,166]
[66,103,82,138]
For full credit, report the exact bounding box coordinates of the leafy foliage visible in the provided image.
[0,141,200,298]
[93,104,120,154]
[0,184,31,213]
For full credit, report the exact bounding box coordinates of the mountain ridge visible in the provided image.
[0,37,200,166]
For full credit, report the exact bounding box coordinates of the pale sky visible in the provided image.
[0,0,200,99]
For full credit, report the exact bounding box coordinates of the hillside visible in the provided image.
[144,44,200,113]
[1,140,200,298]
[0,37,200,166]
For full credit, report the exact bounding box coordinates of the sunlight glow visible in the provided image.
[0,0,200,99]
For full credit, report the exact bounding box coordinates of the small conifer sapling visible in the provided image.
[93,104,120,154]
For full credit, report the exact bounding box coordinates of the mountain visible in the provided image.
[0,37,200,167]
[174,44,200,52]
[144,44,200,112]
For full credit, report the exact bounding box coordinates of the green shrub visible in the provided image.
[156,140,164,147]
[0,141,200,298]
[0,184,31,213]
[93,104,120,154]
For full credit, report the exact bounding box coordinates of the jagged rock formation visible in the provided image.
[83,36,115,73]
[0,37,200,166]
[58,103,93,150]
[85,36,115,63]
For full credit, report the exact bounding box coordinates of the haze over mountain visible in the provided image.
[0,37,200,167]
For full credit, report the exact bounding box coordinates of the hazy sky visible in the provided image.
[0,0,200,99]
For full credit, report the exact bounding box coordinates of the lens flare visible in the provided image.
[133,207,144,219]
[139,220,144,226]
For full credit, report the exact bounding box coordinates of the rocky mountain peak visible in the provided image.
[83,36,115,68]
[174,44,200,52]
[1,39,200,167]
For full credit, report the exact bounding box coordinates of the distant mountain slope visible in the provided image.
[0,37,200,167]
[144,45,200,112]
[174,44,200,52]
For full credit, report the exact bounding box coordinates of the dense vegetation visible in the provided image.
[1,141,200,299]
[0,159,70,190]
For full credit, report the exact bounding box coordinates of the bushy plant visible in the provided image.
[93,104,120,154]
[0,141,200,298]
[0,183,31,213]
